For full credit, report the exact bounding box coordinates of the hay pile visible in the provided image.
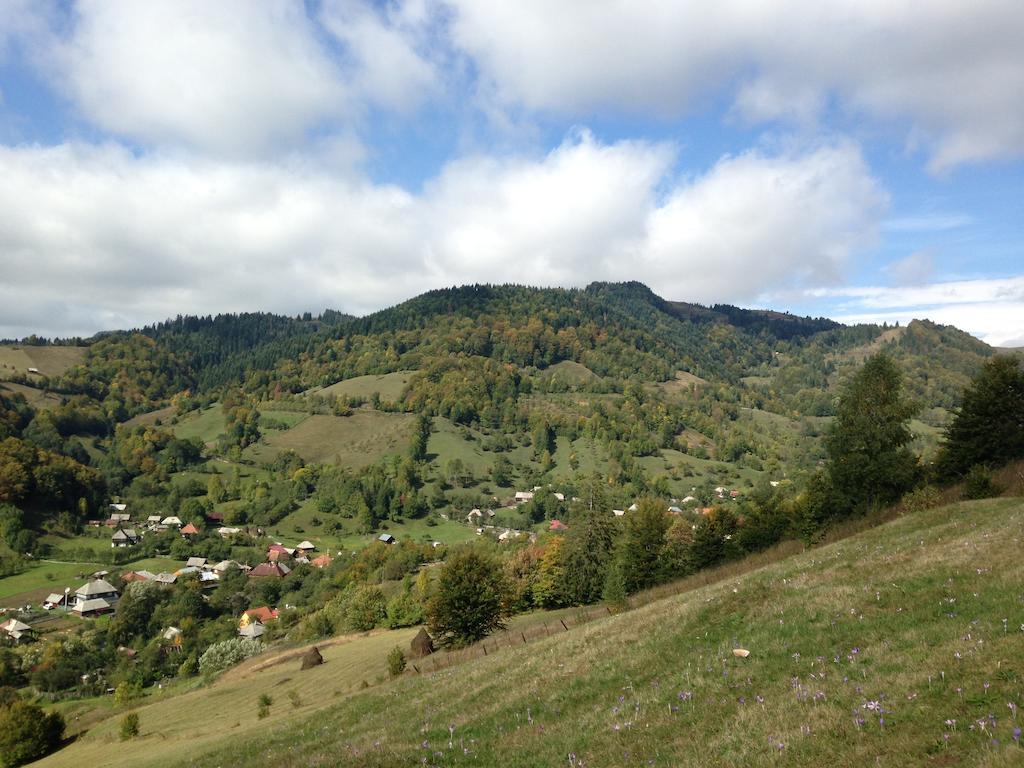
[300,646,324,670]
[409,628,434,658]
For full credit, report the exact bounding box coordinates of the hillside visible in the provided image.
[35,497,1024,768]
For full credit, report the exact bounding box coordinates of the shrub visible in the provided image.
[963,465,1002,500]
[346,586,387,632]
[899,485,942,513]
[198,638,264,677]
[257,693,272,719]
[387,647,407,677]
[119,712,140,741]
[0,700,65,766]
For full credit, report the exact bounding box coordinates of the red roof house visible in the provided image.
[549,519,567,531]
[248,562,290,578]
[180,522,200,536]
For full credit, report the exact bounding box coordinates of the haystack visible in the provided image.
[409,627,434,658]
[300,645,324,670]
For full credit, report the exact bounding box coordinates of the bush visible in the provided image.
[198,638,264,677]
[257,693,272,719]
[346,586,387,632]
[899,485,942,513]
[0,700,65,766]
[119,712,140,741]
[963,465,1002,500]
[387,646,406,677]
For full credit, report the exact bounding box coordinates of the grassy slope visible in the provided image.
[245,410,413,467]
[0,557,183,607]
[0,345,86,378]
[38,497,1024,768]
[0,381,64,411]
[315,371,418,402]
[169,405,227,444]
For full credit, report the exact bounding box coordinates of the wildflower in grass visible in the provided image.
[1012,726,1021,743]
[756,695,764,704]
[864,701,881,712]
[814,691,826,702]
[984,682,990,691]
[1008,701,1018,720]
[678,691,692,702]
[945,719,957,730]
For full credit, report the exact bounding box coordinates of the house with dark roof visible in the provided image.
[248,562,290,578]
[111,527,140,547]
[378,533,395,544]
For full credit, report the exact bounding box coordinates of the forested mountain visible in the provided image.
[0,281,996,546]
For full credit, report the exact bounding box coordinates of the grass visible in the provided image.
[0,344,86,378]
[0,556,182,608]
[314,370,418,402]
[0,380,64,410]
[257,408,310,429]
[169,405,227,445]
[267,500,479,551]
[245,410,414,467]
[40,495,1019,768]
[35,628,422,768]
[537,361,601,387]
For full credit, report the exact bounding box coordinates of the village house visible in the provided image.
[106,512,131,528]
[239,607,279,628]
[311,553,333,569]
[42,591,73,611]
[72,578,119,617]
[161,516,183,528]
[0,618,34,644]
[154,572,178,585]
[185,556,208,569]
[162,626,183,650]
[378,533,396,545]
[248,562,290,578]
[296,540,316,553]
[180,522,200,536]
[513,491,534,504]
[110,527,140,547]
[238,621,266,639]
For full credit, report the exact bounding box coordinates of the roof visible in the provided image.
[121,571,149,582]
[185,557,208,568]
[238,622,266,638]
[248,562,289,578]
[73,597,112,614]
[76,579,118,597]
[242,607,279,623]
[296,540,315,550]
[109,503,127,511]
[162,626,182,641]
[162,516,182,526]
[180,523,200,535]
[311,553,333,568]
[213,560,239,572]
[44,592,70,605]
[378,533,395,543]
[147,515,163,522]
[154,572,178,584]
[111,528,138,541]
[549,519,567,531]
[1,619,32,633]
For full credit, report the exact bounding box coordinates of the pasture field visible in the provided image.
[537,360,602,387]
[245,410,414,467]
[0,556,182,608]
[267,500,479,551]
[122,405,176,429]
[256,407,310,429]
[37,497,1024,768]
[0,380,63,410]
[169,405,227,444]
[0,344,86,378]
[315,370,417,402]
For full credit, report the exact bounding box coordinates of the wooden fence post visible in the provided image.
[560,619,569,631]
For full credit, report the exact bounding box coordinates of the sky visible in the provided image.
[0,1,1022,346]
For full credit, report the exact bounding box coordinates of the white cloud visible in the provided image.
[47,1,348,155]
[885,251,935,286]
[319,0,440,113]
[445,0,1024,168]
[812,276,1024,347]
[0,134,886,339]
